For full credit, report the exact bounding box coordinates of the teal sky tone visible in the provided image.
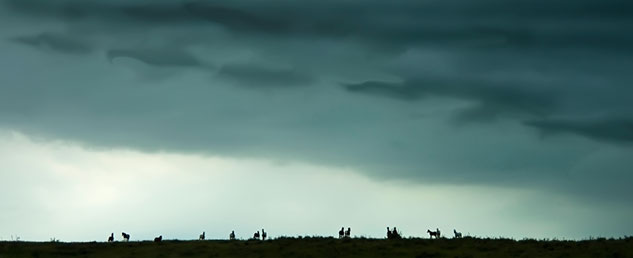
[0,0,632,241]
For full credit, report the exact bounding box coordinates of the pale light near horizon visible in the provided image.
[1,130,629,242]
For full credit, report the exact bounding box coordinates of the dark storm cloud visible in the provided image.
[344,79,557,122]
[217,64,314,88]
[106,49,203,68]
[525,119,633,143]
[11,33,91,54]
[4,0,633,51]
[2,0,633,206]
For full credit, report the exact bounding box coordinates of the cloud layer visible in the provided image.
[1,0,633,209]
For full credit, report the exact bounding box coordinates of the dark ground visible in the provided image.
[1,237,632,258]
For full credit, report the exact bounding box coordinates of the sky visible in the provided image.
[1,0,632,242]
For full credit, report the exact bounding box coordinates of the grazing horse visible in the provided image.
[453,229,462,238]
[199,232,205,240]
[338,227,345,239]
[261,229,267,240]
[121,232,130,242]
[107,233,114,242]
[230,231,236,240]
[344,227,351,238]
[154,235,162,242]
[427,229,439,239]
[253,231,260,240]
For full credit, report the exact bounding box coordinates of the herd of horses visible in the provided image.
[107,232,161,242]
[106,228,464,242]
[386,227,462,239]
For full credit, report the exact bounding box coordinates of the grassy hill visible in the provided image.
[1,237,632,258]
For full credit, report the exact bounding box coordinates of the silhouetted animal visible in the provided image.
[230,231,236,240]
[261,229,267,240]
[391,227,401,239]
[121,232,130,242]
[387,227,401,239]
[253,231,260,240]
[338,227,344,239]
[453,229,462,238]
[427,229,439,239]
[344,227,351,238]
[199,232,205,240]
[107,233,114,242]
[154,235,162,242]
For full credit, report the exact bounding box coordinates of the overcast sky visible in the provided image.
[1,0,632,241]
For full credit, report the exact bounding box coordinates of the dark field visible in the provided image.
[2,237,632,258]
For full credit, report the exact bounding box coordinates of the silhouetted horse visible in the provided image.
[121,232,130,242]
[387,227,401,239]
[262,229,267,240]
[107,233,114,242]
[427,229,439,239]
[338,227,345,239]
[154,235,162,242]
[253,231,260,240]
[392,227,401,239]
[199,232,205,240]
[453,229,462,238]
[344,227,351,238]
[230,230,236,240]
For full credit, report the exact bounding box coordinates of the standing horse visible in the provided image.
[121,232,130,242]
